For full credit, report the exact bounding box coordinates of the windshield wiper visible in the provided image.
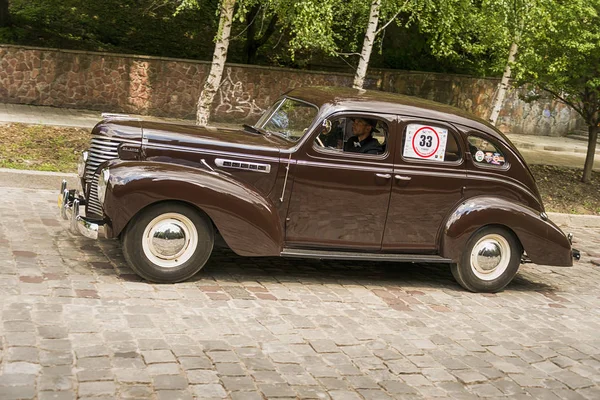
[243,124,263,135]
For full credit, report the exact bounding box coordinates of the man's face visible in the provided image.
[352,119,372,137]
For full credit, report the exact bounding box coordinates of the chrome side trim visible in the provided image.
[296,159,395,174]
[279,153,292,202]
[101,113,141,121]
[200,159,215,173]
[145,143,280,163]
[215,158,271,173]
[281,248,453,263]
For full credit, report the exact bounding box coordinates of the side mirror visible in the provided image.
[322,119,332,134]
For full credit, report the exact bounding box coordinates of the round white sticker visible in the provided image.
[475,150,485,162]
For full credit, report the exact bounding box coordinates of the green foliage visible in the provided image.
[0,0,526,75]
[514,0,600,125]
[2,0,219,58]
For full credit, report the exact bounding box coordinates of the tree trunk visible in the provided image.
[245,5,260,64]
[352,0,380,89]
[582,125,598,183]
[196,0,236,126]
[245,6,278,65]
[0,0,10,28]
[489,42,518,125]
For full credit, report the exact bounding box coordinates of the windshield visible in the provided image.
[255,97,318,142]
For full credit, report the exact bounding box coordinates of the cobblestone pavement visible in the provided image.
[1,187,600,400]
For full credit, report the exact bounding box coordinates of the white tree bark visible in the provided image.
[353,0,380,89]
[196,0,236,126]
[489,41,518,126]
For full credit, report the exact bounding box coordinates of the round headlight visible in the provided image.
[77,151,88,178]
[97,168,110,205]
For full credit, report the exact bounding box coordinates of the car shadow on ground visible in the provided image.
[88,236,556,294]
[196,247,557,294]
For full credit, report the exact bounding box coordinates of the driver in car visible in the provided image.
[344,118,382,154]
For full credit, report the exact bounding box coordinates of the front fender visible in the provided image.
[441,196,572,266]
[103,161,283,257]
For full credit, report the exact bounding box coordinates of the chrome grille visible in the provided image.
[85,136,121,182]
[84,135,137,217]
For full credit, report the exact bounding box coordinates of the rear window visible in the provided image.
[468,136,506,167]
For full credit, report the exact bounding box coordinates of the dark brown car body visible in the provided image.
[62,87,575,290]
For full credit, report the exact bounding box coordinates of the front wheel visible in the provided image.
[451,226,522,293]
[122,202,214,283]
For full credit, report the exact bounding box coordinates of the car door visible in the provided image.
[382,118,467,253]
[284,113,396,251]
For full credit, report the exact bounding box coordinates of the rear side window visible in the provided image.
[401,123,461,162]
[468,136,506,167]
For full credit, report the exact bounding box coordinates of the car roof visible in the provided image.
[285,86,509,143]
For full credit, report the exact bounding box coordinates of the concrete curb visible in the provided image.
[548,212,600,229]
[0,168,79,191]
[508,140,600,156]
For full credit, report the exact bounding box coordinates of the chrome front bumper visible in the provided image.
[58,180,106,240]
[567,233,581,261]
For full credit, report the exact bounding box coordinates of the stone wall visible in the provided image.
[0,44,583,136]
[381,71,580,136]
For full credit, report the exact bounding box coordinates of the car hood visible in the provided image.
[140,121,286,154]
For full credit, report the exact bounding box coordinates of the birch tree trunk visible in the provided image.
[196,0,236,126]
[352,0,380,89]
[489,42,518,125]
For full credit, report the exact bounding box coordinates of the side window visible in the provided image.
[401,123,461,163]
[468,136,506,167]
[314,116,388,156]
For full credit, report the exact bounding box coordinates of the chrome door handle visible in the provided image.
[375,173,392,179]
[395,175,412,181]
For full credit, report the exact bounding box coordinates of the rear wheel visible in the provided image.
[451,226,522,293]
[122,202,214,283]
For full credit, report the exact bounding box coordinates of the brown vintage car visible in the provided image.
[58,87,579,292]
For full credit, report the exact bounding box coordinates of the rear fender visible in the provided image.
[102,161,283,256]
[441,196,572,266]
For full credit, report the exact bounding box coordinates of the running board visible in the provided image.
[281,248,453,263]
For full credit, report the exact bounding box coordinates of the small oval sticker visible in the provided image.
[475,150,485,162]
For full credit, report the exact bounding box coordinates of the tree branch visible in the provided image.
[374,0,410,37]
[231,5,261,41]
[255,14,278,47]
[335,52,362,57]
[374,10,401,37]
[542,86,585,122]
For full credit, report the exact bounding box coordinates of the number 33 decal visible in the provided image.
[419,135,433,148]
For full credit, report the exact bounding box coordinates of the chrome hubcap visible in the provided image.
[150,222,187,259]
[142,213,198,268]
[470,234,511,281]
[475,241,502,272]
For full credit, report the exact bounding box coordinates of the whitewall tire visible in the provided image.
[122,202,214,283]
[451,226,522,293]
